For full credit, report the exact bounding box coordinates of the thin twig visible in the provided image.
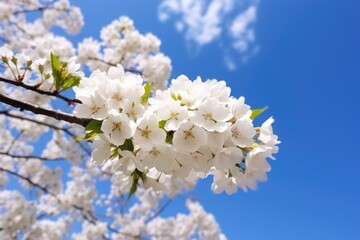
[0,167,60,199]
[88,57,143,75]
[146,198,172,223]
[0,110,91,156]
[0,151,63,161]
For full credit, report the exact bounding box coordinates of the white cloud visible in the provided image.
[158,0,259,69]
[230,6,257,53]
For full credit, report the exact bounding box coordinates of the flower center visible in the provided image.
[170,112,178,119]
[141,127,151,138]
[184,130,194,139]
[112,122,121,131]
[150,149,160,158]
[90,105,100,113]
[112,93,122,101]
[232,127,240,138]
[205,113,213,120]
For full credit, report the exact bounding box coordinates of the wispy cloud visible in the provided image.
[158,0,259,70]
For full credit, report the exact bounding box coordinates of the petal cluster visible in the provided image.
[73,66,280,195]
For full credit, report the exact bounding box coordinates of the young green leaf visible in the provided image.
[85,119,103,133]
[250,106,268,120]
[158,120,167,129]
[76,131,98,141]
[141,82,151,105]
[62,75,81,90]
[128,170,140,200]
[119,139,134,152]
[50,52,62,90]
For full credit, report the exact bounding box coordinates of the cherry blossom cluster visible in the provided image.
[0,0,83,49]
[78,16,172,91]
[73,65,280,195]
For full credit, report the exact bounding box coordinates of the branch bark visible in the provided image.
[0,76,81,104]
[0,93,90,127]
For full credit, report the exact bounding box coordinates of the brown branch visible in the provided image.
[0,110,92,156]
[0,76,82,104]
[0,93,90,127]
[0,151,63,161]
[0,167,59,199]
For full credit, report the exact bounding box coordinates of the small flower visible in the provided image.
[229,97,251,120]
[259,117,280,158]
[245,145,272,172]
[92,137,112,164]
[101,109,134,145]
[191,98,231,132]
[214,147,243,170]
[211,169,238,195]
[173,122,207,153]
[156,100,189,131]
[230,118,256,147]
[133,114,166,150]
[139,145,179,174]
[112,150,141,173]
[74,92,108,120]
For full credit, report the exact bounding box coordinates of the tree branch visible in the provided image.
[0,167,59,199]
[0,110,92,156]
[0,93,90,127]
[0,151,63,161]
[146,198,172,223]
[88,57,143,75]
[0,76,82,104]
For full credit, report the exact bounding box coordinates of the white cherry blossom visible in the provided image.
[191,98,231,132]
[74,92,107,120]
[259,117,280,158]
[156,100,189,131]
[230,117,256,147]
[173,121,208,153]
[101,110,134,145]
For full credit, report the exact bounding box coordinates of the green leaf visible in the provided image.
[51,52,82,91]
[119,139,134,152]
[128,180,137,200]
[127,169,146,200]
[76,131,98,141]
[158,120,167,129]
[165,131,174,144]
[250,106,268,120]
[136,169,146,182]
[128,170,140,200]
[62,75,81,90]
[85,119,103,133]
[141,82,151,105]
[50,52,62,90]
[76,120,103,141]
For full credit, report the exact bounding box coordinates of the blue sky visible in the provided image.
[69,0,360,239]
